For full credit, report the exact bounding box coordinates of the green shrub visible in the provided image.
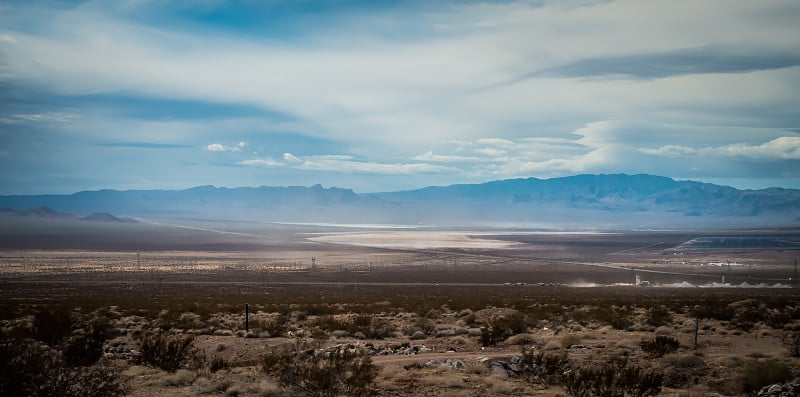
[563,358,662,397]
[262,343,377,397]
[742,359,792,393]
[640,335,679,357]
[138,331,196,372]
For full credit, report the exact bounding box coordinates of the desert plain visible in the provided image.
[1,215,800,396]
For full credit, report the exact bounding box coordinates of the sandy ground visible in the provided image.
[309,231,522,250]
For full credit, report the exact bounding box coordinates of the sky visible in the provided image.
[1,0,799,194]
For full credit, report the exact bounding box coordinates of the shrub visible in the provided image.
[349,315,395,339]
[690,302,734,321]
[33,308,73,347]
[0,338,127,397]
[479,323,507,347]
[138,331,196,372]
[519,347,569,388]
[257,315,288,337]
[563,358,662,397]
[584,307,633,330]
[784,332,800,357]
[640,336,679,358]
[645,307,673,328]
[742,359,792,393]
[63,318,115,367]
[262,343,377,397]
[561,334,582,348]
[312,315,348,333]
[210,356,229,373]
[479,314,526,346]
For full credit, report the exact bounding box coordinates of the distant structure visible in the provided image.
[311,257,316,271]
[136,251,141,269]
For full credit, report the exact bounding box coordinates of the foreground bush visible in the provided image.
[0,338,126,397]
[519,348,570,387]
[563,358,662,397]
[33,308,73,347]
[262,343,377,397]
[479,313,529,346]
[138,331,196,372]
[742,359,793,393]
[640,335,679,358]
[63,318,115,367]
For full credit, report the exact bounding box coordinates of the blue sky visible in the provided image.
[1,0,799,194]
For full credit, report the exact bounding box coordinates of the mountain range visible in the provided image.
[1,174,799,228]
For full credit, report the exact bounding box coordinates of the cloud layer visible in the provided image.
[0,0,798,193]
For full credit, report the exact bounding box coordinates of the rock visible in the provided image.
[425,359,443,368]
[446,359,465,370]
[491,366,509,379]
[567,344,589,350]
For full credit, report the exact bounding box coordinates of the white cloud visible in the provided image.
[720,137,800,160]
[205,142,246,152]
[236,158,284,167]
[282,152,300,162]
[238,153,456,175]
[640,137,800,160]
[297,158,456,175]
[412,151,480,163]
[0,113,79,123]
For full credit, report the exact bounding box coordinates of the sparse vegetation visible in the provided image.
[645,306,673,328]
[0,338,127,397]
[63,317,114,367]
[640,335,679,357]
[3,270,800,397]
[262,342,378,397]
[563,358,663,397]
[138,331,197,372]
[742,359,793,393]
[519,347,570,387]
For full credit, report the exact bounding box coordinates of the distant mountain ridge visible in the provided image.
[375,174,800,217]
[1,174,798,227]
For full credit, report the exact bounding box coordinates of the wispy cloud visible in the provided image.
[97,142,191,149]
[206,142,246,152]
[236,158,284,167]
[640,137,800,160]
[238,153,456,175]
[412,151,480,163]
[0,113,79,123]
